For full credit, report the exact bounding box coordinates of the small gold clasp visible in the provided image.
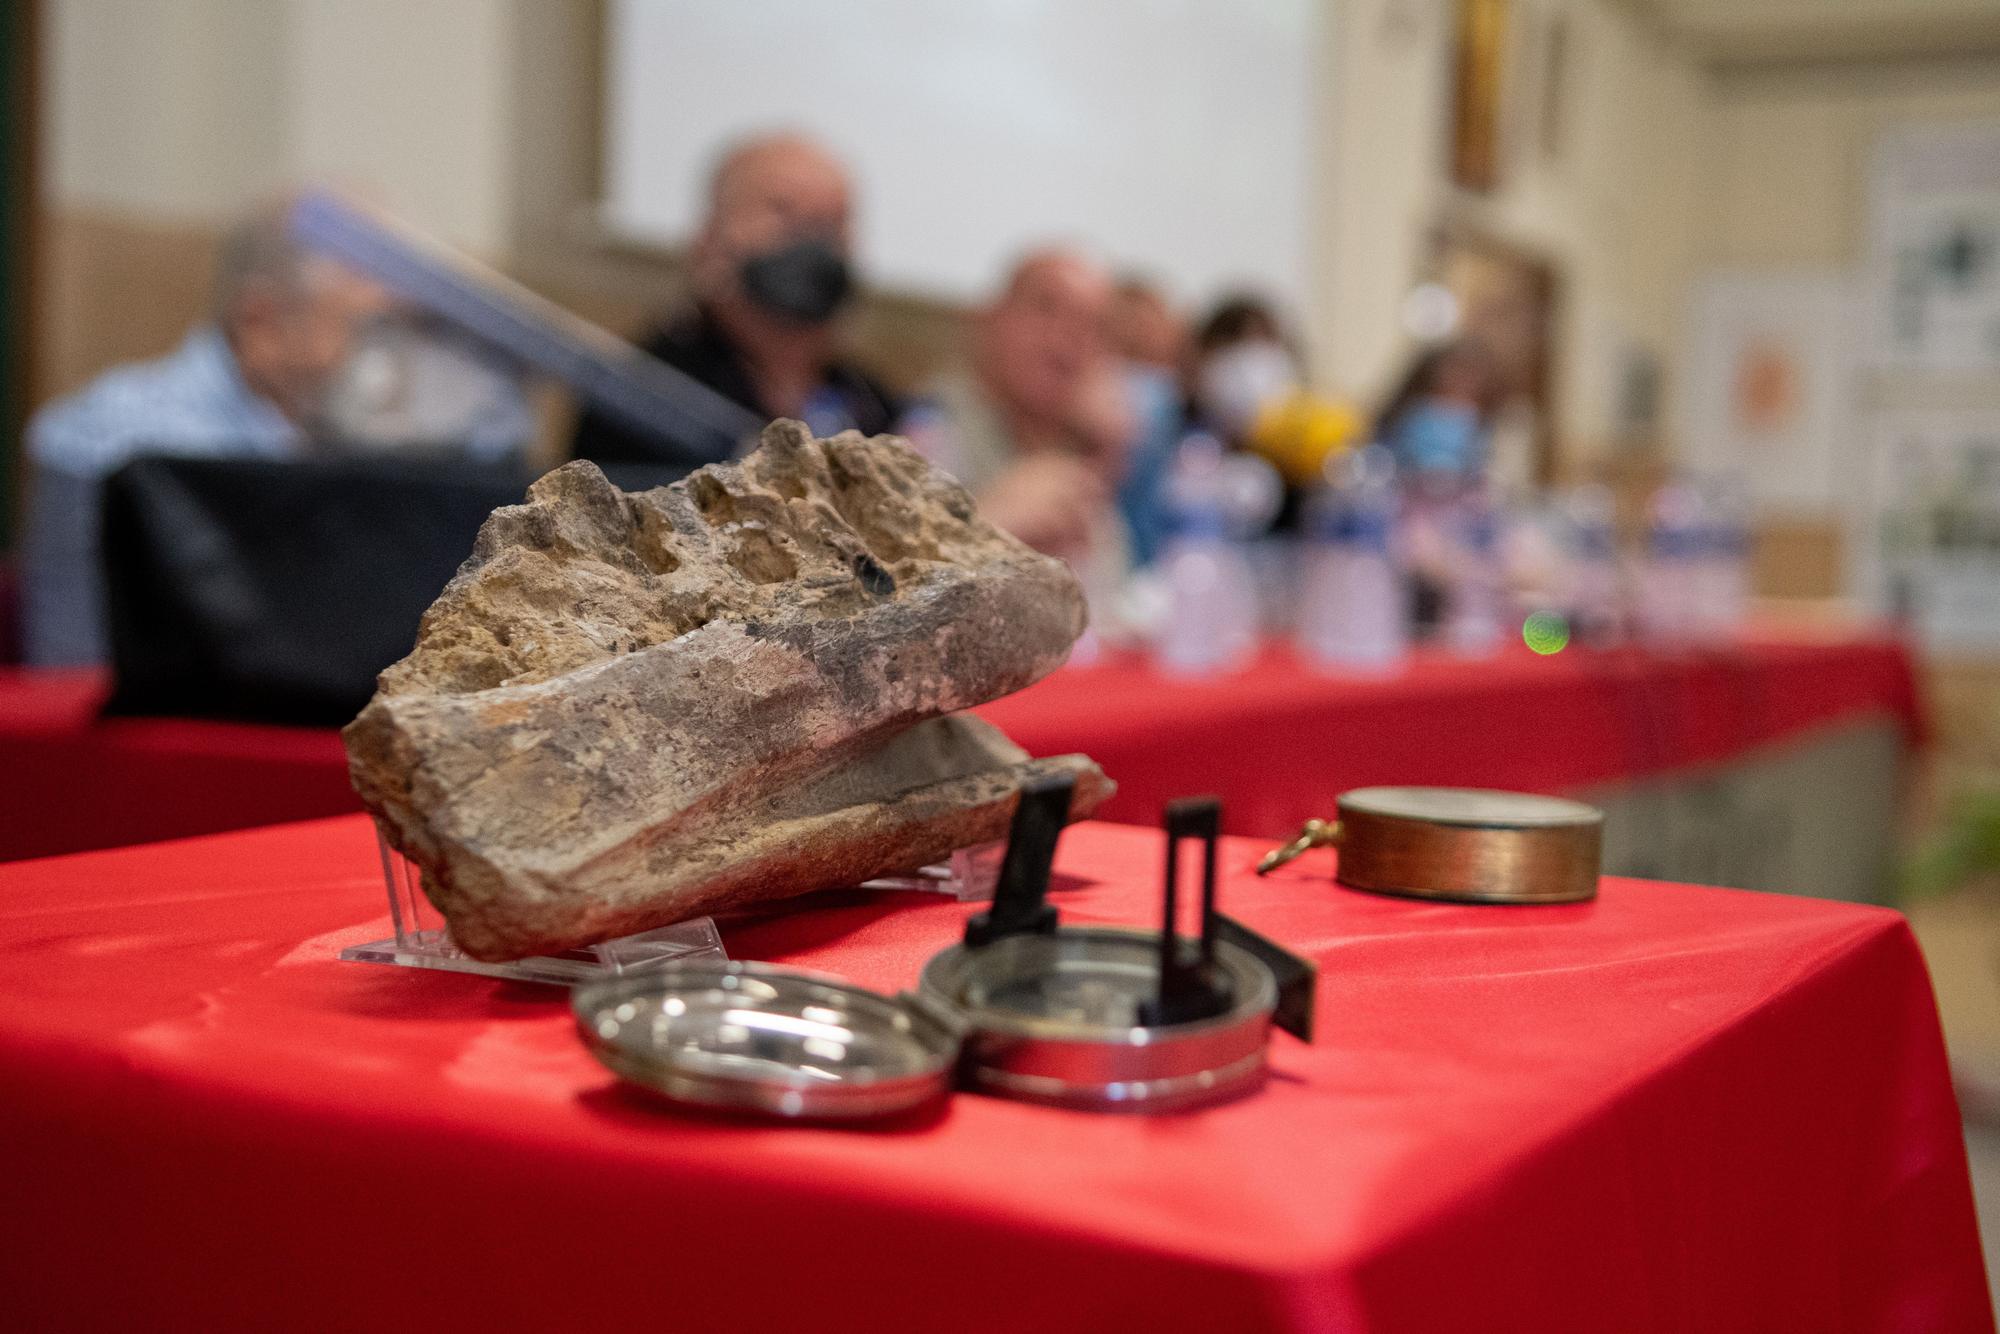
[1256,818,1341,875]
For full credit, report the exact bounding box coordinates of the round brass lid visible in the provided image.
[1333,786,1602,904]
[1339,787,1602,828]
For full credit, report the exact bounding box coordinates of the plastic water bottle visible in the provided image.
[1691,478,1750,641]
[1442,483,1505,657]
[1153,435,1268,675]
[1298,446,1407,672]
[1640,480,1703,646]
[1877,443,1929,627]
[1561,484,1622,646]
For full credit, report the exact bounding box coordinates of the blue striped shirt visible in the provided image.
[19,326,527,666]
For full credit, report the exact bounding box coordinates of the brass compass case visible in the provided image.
[1332,787,1603,904]
[1264,788,1608,904]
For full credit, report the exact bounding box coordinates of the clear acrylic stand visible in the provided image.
[860,841,1005,901]
[339,832,1006,987]
[339,831,728,986]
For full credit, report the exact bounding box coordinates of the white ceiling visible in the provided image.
[1628,0,2000,65]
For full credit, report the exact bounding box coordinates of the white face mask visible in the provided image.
[1196,340,1298,438]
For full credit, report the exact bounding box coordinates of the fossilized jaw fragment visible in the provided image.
[344,421,1112,961]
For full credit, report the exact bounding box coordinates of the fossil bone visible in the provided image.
[344,420,1111,960]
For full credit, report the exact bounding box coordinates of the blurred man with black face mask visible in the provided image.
[570,133,899,465]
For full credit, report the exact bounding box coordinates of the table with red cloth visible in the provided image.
[1,815,1987,1332]
[0,669,353,860]
[983,632,1925,842]
[0,632,1924,863]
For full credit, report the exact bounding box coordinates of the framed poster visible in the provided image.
[1853,409,2000,653]
[1682,272,1856,514]
[1868,122,2000,371]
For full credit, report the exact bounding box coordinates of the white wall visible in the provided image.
[45,0,291,222]
[42,0,523,256]
[1314,0,1453,405]
[48,0,1332,290]
[286,0,519,257]
[602,0,1322,309]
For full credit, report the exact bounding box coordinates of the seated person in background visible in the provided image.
[1188,295,1299,439]
[570,133,898,465]
[903,248,1135,608]
[1107,277,1186,374]
[1187,294,1361,530]
[1104,275,1188,566]
[1373,338,1502,481]
[20,205,531,667]
[1371,337,1505,632]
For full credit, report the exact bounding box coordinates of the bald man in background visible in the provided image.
[905,248,1136,608]
[1107,276,1187,374]
[571,133,899,465]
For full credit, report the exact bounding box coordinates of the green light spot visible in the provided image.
[1523,611,1570,655]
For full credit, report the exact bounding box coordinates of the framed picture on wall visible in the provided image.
[1853,408,2000,652]
[1868,122,2000,372]
[1681,272,1857,515]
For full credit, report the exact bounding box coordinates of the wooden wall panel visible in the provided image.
[35,207,219,406]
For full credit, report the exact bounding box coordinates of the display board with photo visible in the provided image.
[1856,409,2000,653]
[1869,122,2000,372]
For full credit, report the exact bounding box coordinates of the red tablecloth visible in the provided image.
[0,670,352,860]
[0,633,1925,859]
[984,634,1926,836]
[0,815,1985,1332]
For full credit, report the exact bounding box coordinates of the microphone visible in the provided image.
[1244,390,1364,485]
